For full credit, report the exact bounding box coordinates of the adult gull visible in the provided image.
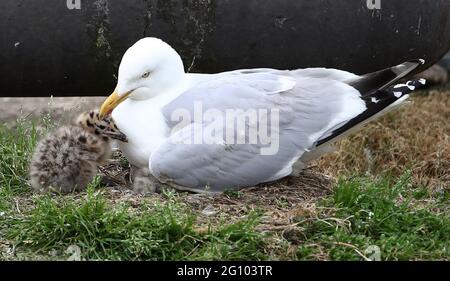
[99,37,425,193]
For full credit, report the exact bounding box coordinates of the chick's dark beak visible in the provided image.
[103,131,128,143]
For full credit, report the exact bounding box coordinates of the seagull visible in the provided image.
[99,37,426,193]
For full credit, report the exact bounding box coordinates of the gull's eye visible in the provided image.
[141,71,151,79]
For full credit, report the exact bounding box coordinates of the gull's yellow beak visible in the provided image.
[99,88,132,119]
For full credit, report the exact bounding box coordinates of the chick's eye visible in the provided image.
[141,71,151,78]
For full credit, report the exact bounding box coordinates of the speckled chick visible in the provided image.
[29,110,128,194]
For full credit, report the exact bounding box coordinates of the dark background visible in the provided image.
[0,0,449,97]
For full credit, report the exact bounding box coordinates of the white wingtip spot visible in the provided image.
[419,59,425,64]
[394,83,415,90]
[418,78,426,85]
[393,91,403,98]
[371,97,379,104]
[406,81,416,90]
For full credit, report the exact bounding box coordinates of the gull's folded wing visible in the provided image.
[150,72,365,192]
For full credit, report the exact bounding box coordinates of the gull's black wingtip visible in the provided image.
[350,58,426,96]
[316,77,427,147]
[391,59,426,76]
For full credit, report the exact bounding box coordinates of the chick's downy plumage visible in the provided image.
[29,110,127,193]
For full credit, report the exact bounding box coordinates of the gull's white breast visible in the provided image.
[113,98,169,167]
[112,73,212,168]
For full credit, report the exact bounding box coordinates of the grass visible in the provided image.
[1,183,266,261]
[0,119,38,197]
[0,91,449,260]
[294,173,449,260]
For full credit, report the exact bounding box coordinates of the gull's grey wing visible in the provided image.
[149,71,365,192]
[222,67,360,83]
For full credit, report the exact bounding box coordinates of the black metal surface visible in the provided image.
[0,0,449,97]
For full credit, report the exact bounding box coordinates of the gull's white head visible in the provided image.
[100,37,185,118]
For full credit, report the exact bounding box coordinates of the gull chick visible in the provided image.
[29,110,128,193]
